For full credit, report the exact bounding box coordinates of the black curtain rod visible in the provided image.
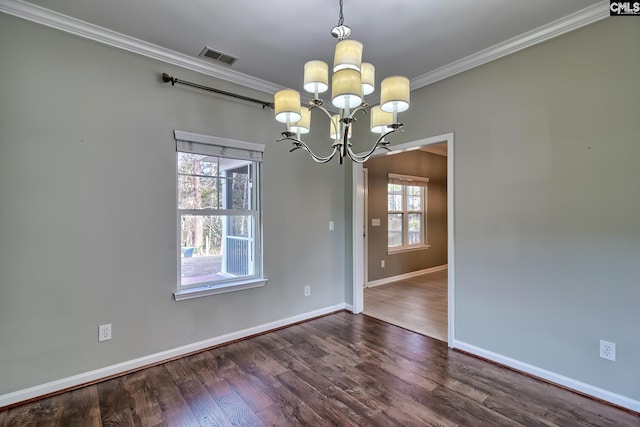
[161,73,274,109]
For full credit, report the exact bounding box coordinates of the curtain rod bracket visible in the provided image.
[161,72,176,86]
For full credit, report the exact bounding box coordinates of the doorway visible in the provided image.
[352,133,455,346]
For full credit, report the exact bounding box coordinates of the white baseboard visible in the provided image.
[345,303,354,312]
[452,339,640,413]
[0,303,347,409]
[366,264,448,288]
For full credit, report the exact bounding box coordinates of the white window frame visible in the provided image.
[173,130,266,301]
[387,173,431,254]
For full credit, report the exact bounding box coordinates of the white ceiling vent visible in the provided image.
[199,47,238,65]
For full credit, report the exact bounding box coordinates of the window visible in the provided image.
[174,130,265,301]
[387,173,430,253]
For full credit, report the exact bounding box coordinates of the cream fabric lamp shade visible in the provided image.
[331,69,363,109]
[333,40,363,72]
[330,114,352,140]
[370,106,394,133]
[303,61,329,94]
[361,63,375,96]
[290,106,311,134]
[380,76,410,113]
[274,89,301,123]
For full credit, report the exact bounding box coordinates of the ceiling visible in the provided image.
[421,143,447,157]
[11,0,603,94]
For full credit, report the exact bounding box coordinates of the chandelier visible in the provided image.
[273,0,410,164]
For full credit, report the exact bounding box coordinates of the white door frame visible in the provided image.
[363,168,369,286]
[351,132,455,347]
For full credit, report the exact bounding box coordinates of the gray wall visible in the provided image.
[0,14,347,395]
[2,10,639,405]
[353,17,640,400]
[364,151,447,281]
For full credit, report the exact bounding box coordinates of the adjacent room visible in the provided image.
[1,0,639,424]
[362,143,449,342]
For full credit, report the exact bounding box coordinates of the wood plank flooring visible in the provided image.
[1,312,638,426]
[364,268,448,341]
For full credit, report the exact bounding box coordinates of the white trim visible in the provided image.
[366,264,447,288]
[386,244,431,255]
[446,139,455,347]
[363,168,369,287]
[345,303,354,313]
[174,278,267,301]
[452,340,640,413]
[388,173,430,183]
[0,0,282,95]
[352,133,455,349]
[174,130,265,153]
[352,164,365,314]
[0,303,347,409]
[411,2,610,90]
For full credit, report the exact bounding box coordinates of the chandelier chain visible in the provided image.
[337,0,345,26]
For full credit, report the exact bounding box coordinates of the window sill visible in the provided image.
[174,278,267,301]
[387,244,431,255]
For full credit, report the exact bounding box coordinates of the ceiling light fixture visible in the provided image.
[273,0,410,164]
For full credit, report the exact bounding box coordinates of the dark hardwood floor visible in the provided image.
[1,312,638,426]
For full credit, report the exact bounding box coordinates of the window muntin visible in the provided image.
[387,174,429,251]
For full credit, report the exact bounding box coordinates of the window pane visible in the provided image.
[229,214,250,237]
[388,213,403,247]
[180,214,254,286]
[223,164,253,210]
[178,153,221,209]
[388,183,402,193]
[408,213,423,245]
[388,195,402,211]
[178,153,219,176]
[178,175,219,209]
[406,185,421,196]
[406,186,422,211]
[387,183,403,211]
[225,216,254,277]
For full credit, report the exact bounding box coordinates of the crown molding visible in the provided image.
[0,0,283,95]
[1,0,610,95]
[411,1,610,90]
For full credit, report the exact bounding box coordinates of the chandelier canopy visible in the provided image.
[273,0,410,164]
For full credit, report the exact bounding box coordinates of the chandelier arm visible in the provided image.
[309,102,341,138]
[348,103,369,120]
[277,135,339,163]
[346,128,401,162]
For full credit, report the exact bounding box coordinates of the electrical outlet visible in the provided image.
[304,285,311,297]
[99,324,112,342]
[599,340,616,361]
[329,221,335,231]
[381,260,385,268]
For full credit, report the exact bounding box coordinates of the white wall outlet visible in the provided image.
[380,260,385,268]
[304,285,311,297]
[329,221,335,231]
[99,324,112,342]
[599,340,616,361]
[372,218,381,227]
